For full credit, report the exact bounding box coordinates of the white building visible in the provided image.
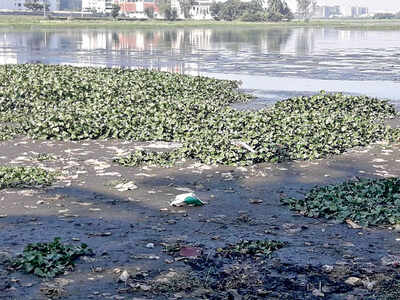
[170,0,212,20]
[0,0,25,10]
[190,0,212,20]
[82,0,114,14]
[44,0,61,11]
[342,6,369,18]
[170,0,184,19]
[0,0,61,11]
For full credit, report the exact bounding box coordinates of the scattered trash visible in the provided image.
[322,265,334,273]
[312,289,325,297]
[231,140,256,153]
[345,277,362,286]
[118,270,130,282]
[381,255,400,267]
[363,280,377,290]
[249,199,263,204]
[346,219,362,229]
[132,254,160,260]
[179,247,202,258]
[146,243,155,249]
[88,232,112,237]
[114,181,138,192]
[170,193,205,207]
[175,187,194,193]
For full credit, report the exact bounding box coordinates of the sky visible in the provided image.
[286,0,400,13]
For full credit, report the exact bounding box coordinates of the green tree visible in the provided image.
[266,0,293,22]
[210,1,223,20]
[220,0,242,21]
[178,0,194,18]
[156,0,173,19]
[164,7,178,20]
[145,7,155,18]
[241,11,267,22]
[24,1,49,11]
[111,4,120,18]
[296,0,315,21]
[211,0,267,22]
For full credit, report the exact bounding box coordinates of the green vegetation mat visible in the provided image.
[1,64,399,166]
[0,166,56,189]
[281,177,400,226]
[12,237,93,278]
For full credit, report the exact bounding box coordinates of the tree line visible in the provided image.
[211,0,293,22]
[158,0,314,22]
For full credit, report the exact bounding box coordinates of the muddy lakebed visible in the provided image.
[0,26,400,299]
[1,136,400,299]
[0,64,399,299]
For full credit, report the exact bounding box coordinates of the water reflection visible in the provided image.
[0,27,399,91]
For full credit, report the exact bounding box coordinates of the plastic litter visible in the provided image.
[170,193,205,207]
[231,140,256,153]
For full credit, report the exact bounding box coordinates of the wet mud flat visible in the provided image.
[1,138,400,299]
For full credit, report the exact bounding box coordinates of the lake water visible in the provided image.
[1,26,399,107]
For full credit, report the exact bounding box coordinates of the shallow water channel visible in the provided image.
[1,26,399,107]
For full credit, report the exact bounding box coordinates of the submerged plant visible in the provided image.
[0,166,56,189]
[281,177,400,226]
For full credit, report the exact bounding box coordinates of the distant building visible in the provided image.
[342,6,369,18]
[0,0,25,10]
[170,0,184,19]
[190,0,212,20]
[116,0,159,19]
[82,0,113,14]
[170,0,212,20]
[60,0,82,11]
[313,5,340,18]
[0,0,60,11]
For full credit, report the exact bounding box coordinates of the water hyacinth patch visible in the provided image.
[0,166,56,189]
[1,64,399,166]
[12,237,93,278]
[114,150,179,167]
[281,177,400,226]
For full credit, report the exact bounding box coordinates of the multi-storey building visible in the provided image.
[342,6,369,17]
[116,0,159,18]
[0,0,26,10]
[60,0,82,10]
[0,0,60,10]
[82,0,114,14]
[190,0,212,20]
[170,0,212,20]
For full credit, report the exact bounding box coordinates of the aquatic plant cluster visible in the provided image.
[12,237,93,278]
[1,64,399,166]
[0,166,56,189]
[281,177,400,226]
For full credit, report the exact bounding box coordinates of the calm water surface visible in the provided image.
[1,26,399,106]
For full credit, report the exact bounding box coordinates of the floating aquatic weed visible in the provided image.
[34,153,57,162]
[1,64,398,166]
[12,237,93,278]
[0,166,56,189]
[114,150,180,167]
[281,177,400,226]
